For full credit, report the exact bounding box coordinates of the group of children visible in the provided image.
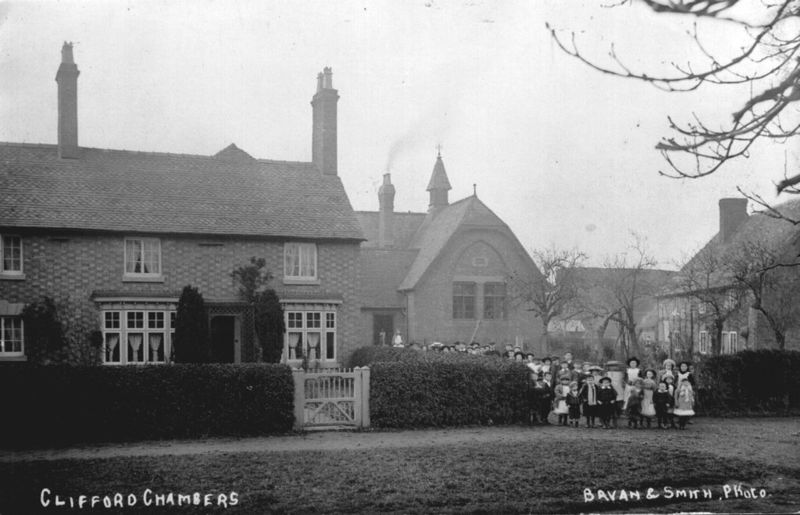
[527,354,697,430]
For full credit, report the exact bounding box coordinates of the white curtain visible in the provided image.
[128,334,143,361]
[149,333,163,361]
[106,334,119,361]
[288,333,300,359]
[307,333,320,360]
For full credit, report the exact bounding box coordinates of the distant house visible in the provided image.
[0,43,364,366]
[355,155,542,351]
[656,198,800,356]
[548,267,674,355]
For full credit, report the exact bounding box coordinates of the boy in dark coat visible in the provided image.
[538,372,554,424]
[579,374,599,428]
[597,376,616,429]
[626,378,644,428]
[653,380,674,429]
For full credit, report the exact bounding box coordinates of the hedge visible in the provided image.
[351,346,530,428]
[695,349,800,416]
[0,363,294,447]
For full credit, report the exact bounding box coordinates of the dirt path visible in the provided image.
[3,417,798,470]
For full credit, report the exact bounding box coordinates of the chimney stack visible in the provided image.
[719,198,748,243]
[311,67,339,175]
[56,42,80,159]
[378,173,396,248]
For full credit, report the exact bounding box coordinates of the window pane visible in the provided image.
[326,312,335,328]
[105,333,121,363]
[125,239,142,273]
[285,244,299,277]
[148,333,165,362]
[127,311,144,329]
[326,332,335,360]
[142,239,160,274]
[287,332,302,359]
[484,282,506,320]
[148,311,164,329]
[306,332,321,360]
[2,236,21,272]
[453,282,476,319]
[127,333,145,362]
[307,312,321,328]
[105,312,120,329]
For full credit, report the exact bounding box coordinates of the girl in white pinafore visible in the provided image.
[622,357,642,409]
[640,369,658,428]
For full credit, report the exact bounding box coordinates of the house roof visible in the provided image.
[355,211,427,249]
[665,198,800,295]
[359,249,418,308]
[0,142,364,240]
[399,195,510,290]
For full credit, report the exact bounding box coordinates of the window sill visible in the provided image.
[122,274,165,283]
[0,355,27,362]
[283,278,321,286]
[0,273,25,281]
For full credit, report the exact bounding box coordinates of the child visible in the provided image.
[570,361,584,386]
[566,382,582,427]
[597,376,617,429]
[664,375,677,428]
[579,374,599,428]
[557,361,572,383]
[540,357,552,377]
[659,358,676,383]
[674,380,695,429]
[640,369,657,428]
[623,357,642,409]
[539,372,554,424]
[553,376,571,426]
[653,381,674,429]
[626,378,644,428]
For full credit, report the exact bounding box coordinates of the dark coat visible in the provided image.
[654,390,674,413]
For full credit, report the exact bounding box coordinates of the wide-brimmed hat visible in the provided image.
[678,360,692,369]
[662,358,676,368]
[644,368,658,378]
[588,365,603,372]
[627,357,640,366]
[599,376,612,384]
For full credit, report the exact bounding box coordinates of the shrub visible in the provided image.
[0,363,294,447]
[695,349,800,416]
[349,346,530,428]
[20,297,67,364]
[254,289,285,363]
[174,285,210,363]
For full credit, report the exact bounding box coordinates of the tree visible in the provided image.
[20,296,67,364]
[675,246,748,354]
[254,289,286,363]
[548,0,800,218]
[727,237,800,349]
[231,257,285,362]
[174,285,210,363]
[507,247,586,354]
[591,233,663,358]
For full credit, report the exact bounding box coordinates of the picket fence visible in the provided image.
[292,367,370,430]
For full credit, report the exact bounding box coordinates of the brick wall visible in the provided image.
[0,231,361,365]
[406,227,541,352]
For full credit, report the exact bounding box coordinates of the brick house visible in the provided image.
[355,154,542,351]
[0,43,364,367]
[656,198,800,356]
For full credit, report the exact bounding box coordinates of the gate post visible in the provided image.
[362,366,370,428]
[292,368,305,430]
[353,367,363,427]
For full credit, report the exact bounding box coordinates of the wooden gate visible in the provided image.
[292,367,370,429]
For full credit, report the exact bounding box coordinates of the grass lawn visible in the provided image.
[1,437,798,514]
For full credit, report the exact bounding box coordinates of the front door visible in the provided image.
[210,315,236,363]
[373,314,394,346]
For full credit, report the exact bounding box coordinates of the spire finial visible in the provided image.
[436,144,442,158]
[473,183,477,196]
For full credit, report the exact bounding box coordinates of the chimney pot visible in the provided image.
[311,67,339,175]
[378,173,396,248]
[56,42,80,159]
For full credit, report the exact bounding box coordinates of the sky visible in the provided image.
[0,0,794,269]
